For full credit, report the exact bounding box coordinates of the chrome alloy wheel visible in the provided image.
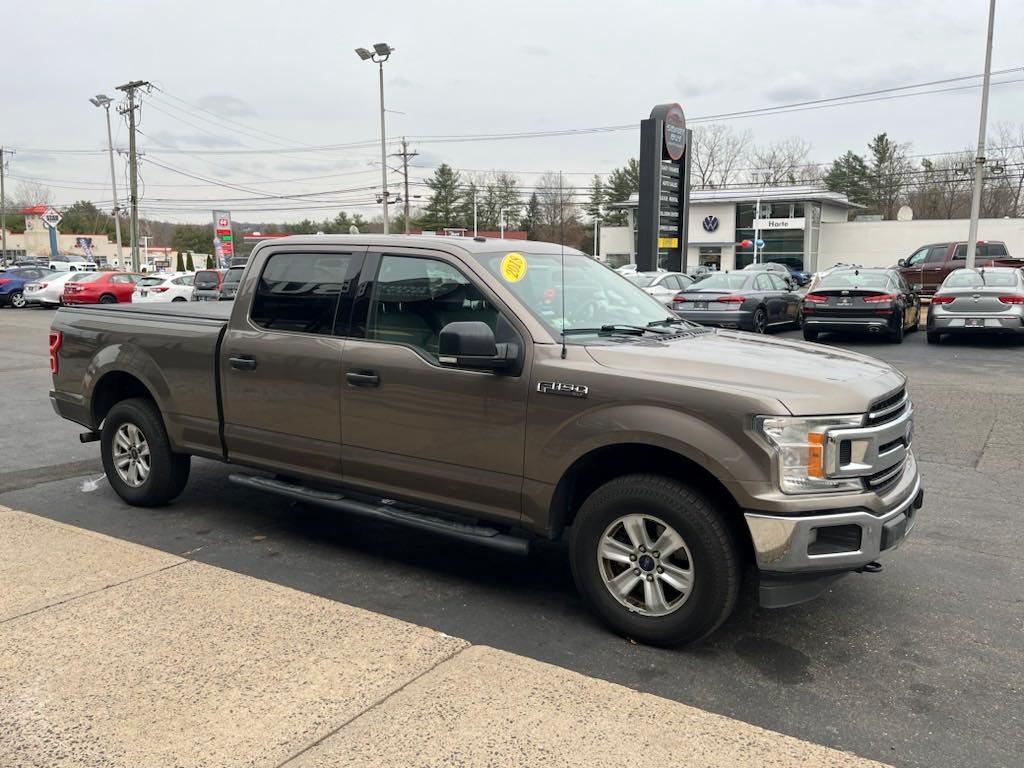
[597,514,694,617]
[112,423,151,488]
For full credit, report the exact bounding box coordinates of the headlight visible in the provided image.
[756,415,864,494]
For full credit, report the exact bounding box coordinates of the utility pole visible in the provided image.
[0,147,11,265]
[965,0,997,269]
[116,80,150,272]
[390,137,418,234]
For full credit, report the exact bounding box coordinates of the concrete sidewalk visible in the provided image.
[0,504,889,768]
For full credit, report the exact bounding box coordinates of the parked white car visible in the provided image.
[47,254,98,272]
[131,273,195,303]
[23,271,78,307]
[622,271,695,308]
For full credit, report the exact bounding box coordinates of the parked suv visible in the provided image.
[192,269,226,301]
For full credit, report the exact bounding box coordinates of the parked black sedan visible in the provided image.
[671,271,803,333]
[802,267,921,343]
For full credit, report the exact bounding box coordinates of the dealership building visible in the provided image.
[600,185,1024,273]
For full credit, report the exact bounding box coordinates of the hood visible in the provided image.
[585,329,904,415]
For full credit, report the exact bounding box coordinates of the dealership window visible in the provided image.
[735,202,807,271]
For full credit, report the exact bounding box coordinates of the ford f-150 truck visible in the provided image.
[49,235,924,644]
[896,240,1021,295]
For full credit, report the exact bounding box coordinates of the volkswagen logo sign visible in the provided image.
[702,215,719,233]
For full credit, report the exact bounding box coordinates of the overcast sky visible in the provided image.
[6,0,1024,223]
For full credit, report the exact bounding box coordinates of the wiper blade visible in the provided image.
[646,317,696,329]
[562,324,668,336]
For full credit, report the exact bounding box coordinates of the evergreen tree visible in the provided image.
[185,252,195,271]
[585,175,606,221]
[520,192,542,240]
[175,251,185,271]
[824,151,872,207]
[603,159,640,225]
[419,164,464,230]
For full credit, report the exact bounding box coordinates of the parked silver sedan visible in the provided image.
[927,267,1024,343]
[622,271,694,308]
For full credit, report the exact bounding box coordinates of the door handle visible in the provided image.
[346,369,380,387]
[229,356,257,371]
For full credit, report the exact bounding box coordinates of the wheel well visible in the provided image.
[550,443,754,563]
[92,371,155,426]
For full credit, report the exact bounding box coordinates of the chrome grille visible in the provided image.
[866,387,908,426]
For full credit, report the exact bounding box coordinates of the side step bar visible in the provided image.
[228,473,530,555]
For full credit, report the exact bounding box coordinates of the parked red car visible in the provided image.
[63,272,142,305]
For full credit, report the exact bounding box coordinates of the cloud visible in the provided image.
[388,75,415,88]
[193,94,256,117]
[520,44,551,57]
[763,74,821,103]
[147,132,244,149]
[675,78,719,99]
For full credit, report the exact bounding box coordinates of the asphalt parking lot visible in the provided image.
[1,305,1021,768]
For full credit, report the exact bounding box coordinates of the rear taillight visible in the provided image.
[803,293,827,303]
[863,293,898,303]
[152,286,170,293]
[0,278,10,286]
[48,331,62,375]
[672,295,685,304]
[716,295,745,304]
[931,295,955,305]
[998,295,1024,305]
[38,283,48,289]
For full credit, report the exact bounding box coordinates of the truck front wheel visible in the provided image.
[570,474,740,645]
[101,397,190,507]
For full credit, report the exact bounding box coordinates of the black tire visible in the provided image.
[803,327,819,342]
[569,474,740,646]
[751,308,767,334]
[101,397,190,507]
[926,331,941,344]
[99,294,117,304]
[888,312,905,344]
[9,290,26,309]
[172,297,187,302]
[794,307,804,329]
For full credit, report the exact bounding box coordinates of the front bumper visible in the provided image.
[743,460,923,607]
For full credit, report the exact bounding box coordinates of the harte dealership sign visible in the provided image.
[636,103,692,272]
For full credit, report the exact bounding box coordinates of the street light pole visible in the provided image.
[356,44,395,235]
[90,95,124,266]
[965,0,997,269]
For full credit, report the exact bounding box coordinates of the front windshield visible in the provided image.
[478,251,676,337]
[944,270,1017,288]
[691,273,751,290]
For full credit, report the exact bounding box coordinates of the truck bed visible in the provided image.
[51,302,230,459]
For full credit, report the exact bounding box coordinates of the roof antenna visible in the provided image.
[559,170,567,359]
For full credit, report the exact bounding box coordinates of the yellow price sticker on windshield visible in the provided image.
[500,252,528,283]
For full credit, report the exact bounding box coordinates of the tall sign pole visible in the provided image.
[117,80,150,272]
[0,147,10,264]
[637,103,689,272]
[965,0,997,269]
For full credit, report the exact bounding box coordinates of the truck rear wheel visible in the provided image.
[569,474,740,646]
[101,397,190,507]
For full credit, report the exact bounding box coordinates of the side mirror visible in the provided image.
[897,258,907,268]
[438,321,516,371]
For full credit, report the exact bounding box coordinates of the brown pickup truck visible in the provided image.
[896,240,1021,295]
[49,235,924,644]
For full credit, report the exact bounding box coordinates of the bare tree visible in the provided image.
[748,137,813,186]
[13,180,54,208]
[534,172,584,247]
[691,123,751,189]
[986,122,1024,218]
[907,152,972,219]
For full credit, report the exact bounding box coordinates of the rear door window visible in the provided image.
[250,251,361,335]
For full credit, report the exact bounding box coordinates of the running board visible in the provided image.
[228,473,530,555]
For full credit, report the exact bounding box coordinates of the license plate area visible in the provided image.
[965,317,984,327]
[139,290,148,297]
[694,301,708,310]
[836,297,853,307]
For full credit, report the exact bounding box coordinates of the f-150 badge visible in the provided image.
[537,381,589,398]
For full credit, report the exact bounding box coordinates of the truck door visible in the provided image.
[220,246,366,482]
[337,249,530,524]
[922,244,953,293]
